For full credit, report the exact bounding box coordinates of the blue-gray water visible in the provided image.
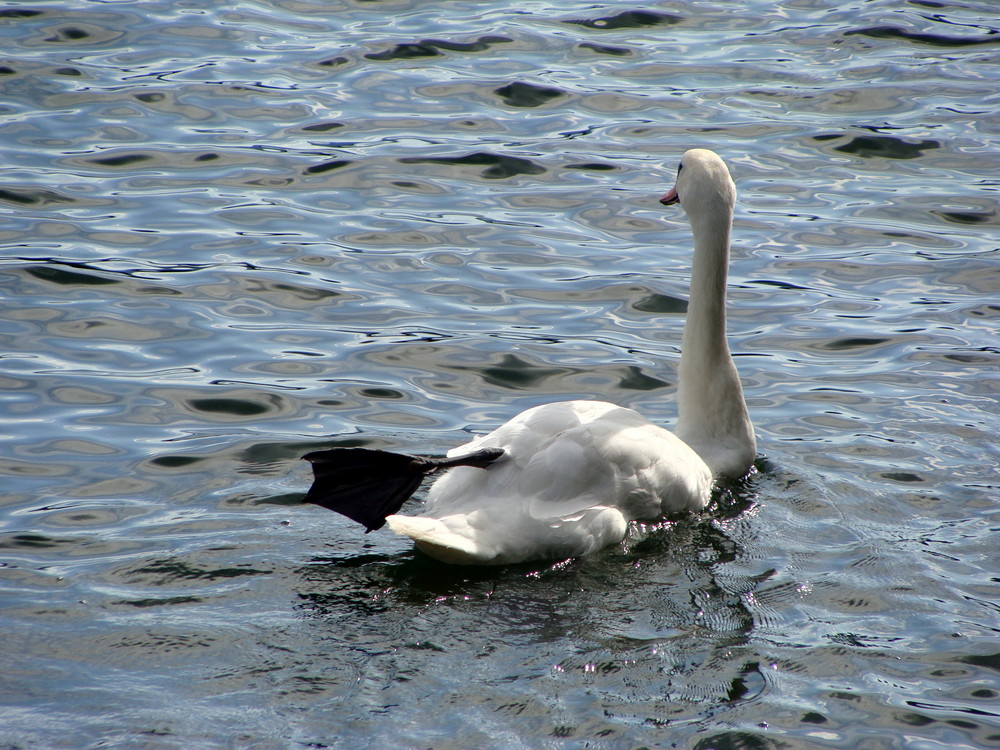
[1,0,998,747]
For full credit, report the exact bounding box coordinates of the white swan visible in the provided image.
[302,149,755,565]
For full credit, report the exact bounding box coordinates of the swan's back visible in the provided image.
[385,401,712,564]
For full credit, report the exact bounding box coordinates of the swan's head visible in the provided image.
[660,149,736,215]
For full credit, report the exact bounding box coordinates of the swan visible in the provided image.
[301,148,755,565]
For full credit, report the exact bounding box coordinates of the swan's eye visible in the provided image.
[676,163,684,175]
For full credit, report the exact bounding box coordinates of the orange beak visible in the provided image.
[660,187,679,206]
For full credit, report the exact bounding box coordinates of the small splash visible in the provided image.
[494,81,567,108]
[820,134,940,159]
[844,25,1000,48]
[365,36,511,60]
[0,187,75,206]
[564,10,682,30]
[399,151,545,179]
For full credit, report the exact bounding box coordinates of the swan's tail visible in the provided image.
[385,514,493,565]
[301,446,503,532]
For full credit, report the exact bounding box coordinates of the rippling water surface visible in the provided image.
[2,0,998,747]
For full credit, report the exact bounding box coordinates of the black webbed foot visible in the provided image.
[301,446,504,531]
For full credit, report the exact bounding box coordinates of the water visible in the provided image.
[1,0,998,747]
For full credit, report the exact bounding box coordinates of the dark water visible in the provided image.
[2,0,998,747]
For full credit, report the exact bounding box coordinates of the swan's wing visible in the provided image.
[428,400,711,520]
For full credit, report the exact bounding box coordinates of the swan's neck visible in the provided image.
[675,200,755,479]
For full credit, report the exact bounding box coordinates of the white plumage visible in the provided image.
[387,401,712,564]
[379,149,756,565]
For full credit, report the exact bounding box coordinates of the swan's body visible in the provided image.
[384,400,713,564]
[303,149,755,565]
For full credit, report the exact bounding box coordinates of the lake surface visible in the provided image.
[1,0,998,747]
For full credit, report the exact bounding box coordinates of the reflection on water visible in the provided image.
[1,0,998,747]
[292,508,766,738]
